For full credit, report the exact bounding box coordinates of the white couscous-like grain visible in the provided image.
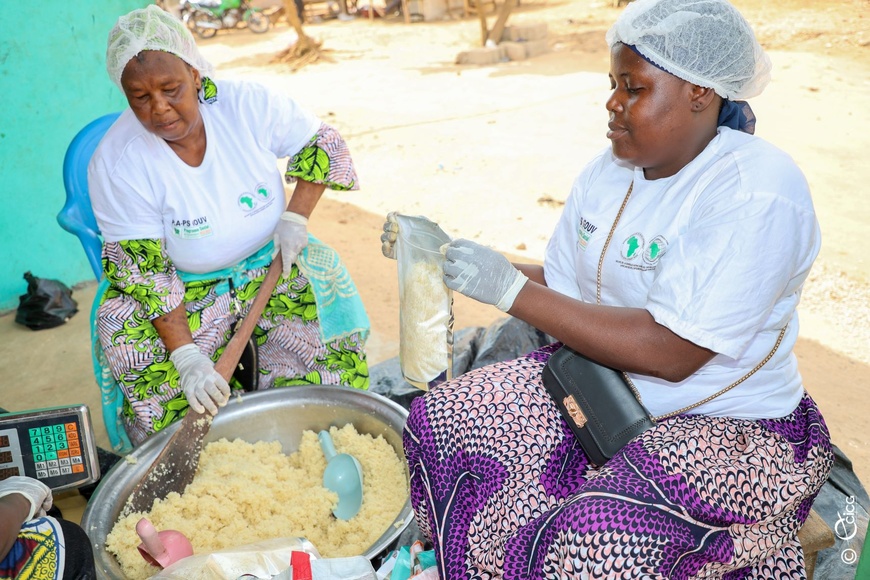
[400,259,451,384]
[106,423,408,580]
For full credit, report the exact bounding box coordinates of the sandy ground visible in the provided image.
[1,0,868,501]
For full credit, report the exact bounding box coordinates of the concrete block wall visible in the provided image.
[502,22,548,42]
[456,22,549,65]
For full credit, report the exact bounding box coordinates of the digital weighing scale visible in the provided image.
[0,404,100,492]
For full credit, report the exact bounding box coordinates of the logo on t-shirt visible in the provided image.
[576,217,598,251]
[171,216,213,239]
[644,235,668,265]
[621,233,645,260]
[618,232,668,269]
[237,183,275,217]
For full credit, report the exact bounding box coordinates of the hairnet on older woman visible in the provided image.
[105,4,215,91]
[605,0,772,100]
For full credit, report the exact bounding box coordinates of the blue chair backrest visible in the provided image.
[58,112,122,281]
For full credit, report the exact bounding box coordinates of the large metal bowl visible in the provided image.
[81,386,411,580]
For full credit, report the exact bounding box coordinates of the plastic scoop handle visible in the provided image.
[136,518,169,566]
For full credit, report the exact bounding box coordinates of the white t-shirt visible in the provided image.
[88,80,320,274]
[544,128,820,419]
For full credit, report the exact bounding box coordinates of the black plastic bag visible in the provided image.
[15,272,78,330]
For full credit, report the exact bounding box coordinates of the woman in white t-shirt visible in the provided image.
[382,0,834,576]
[89,5,369,446]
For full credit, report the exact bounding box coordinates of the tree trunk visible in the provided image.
[486,0,517,45]
[477,3,489,45]
[283,0,307,38]
[275,0,323,68]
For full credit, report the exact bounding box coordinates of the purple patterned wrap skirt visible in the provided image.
[404,344,834,579]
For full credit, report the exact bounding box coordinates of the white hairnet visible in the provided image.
[605,0,771,100]
[106,4,215,91]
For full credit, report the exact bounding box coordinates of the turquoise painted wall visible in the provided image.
[0,1,148,313]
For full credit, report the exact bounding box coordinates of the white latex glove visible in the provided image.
[380,212,399,259]
[170,343,230,415]
[0,476,52,521]
[442,239,528,312]
[273,211,309,275]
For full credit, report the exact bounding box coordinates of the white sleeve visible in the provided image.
[236,81,321,158]
[543,175,585,300]
[543,150,613,300]
[88,147,165,243]
[646,169,820,359]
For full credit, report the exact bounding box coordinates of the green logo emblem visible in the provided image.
[239,194,256,211]
[644,235,668,264]
[621,233,644,260]
[254,183,270,201]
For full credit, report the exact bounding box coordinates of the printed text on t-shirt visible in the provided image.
[576,217,598,251]
[171,216,213,239]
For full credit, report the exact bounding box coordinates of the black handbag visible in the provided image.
[231,324,259,392]
[542,346,653,466]
[541,180,787,466]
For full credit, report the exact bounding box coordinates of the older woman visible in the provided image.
[384,0,833,576]
[89,5,369,446]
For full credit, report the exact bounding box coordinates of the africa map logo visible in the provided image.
[238,183,271,212]
[621,233,668,265]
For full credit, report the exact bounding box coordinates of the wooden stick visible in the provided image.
[124,255,283,516]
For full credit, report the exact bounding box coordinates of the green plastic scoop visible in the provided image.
[318,430,364,520]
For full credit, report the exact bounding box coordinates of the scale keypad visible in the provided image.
[0,406,98,492]
[29,423,85,479]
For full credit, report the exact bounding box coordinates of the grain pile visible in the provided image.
[106,424,408,580]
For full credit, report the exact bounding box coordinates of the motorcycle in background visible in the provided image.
[179,0,271,39]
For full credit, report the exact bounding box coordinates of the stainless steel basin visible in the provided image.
[81,386,411,579]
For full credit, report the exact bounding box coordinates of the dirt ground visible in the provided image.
[189,0,870,482]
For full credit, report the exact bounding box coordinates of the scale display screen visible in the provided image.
[0,405,100,492]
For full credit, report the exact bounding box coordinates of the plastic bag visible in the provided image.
[375,541,438,580]
[149,536,377,580]
[394,215,454,391]
[14,271,78,330]
[150,537,320,579]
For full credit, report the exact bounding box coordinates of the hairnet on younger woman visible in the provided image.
[105,4,215,91]
[605,0,772,100]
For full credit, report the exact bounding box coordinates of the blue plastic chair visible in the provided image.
[58,112,122,280]
[57,112,133,453]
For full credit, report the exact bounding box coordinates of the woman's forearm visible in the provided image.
[515,263,546,285]
[509,281,715,382]
[0,494,30,561]
[286,179,326,218]
[152,304,194,353]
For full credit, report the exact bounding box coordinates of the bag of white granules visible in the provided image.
[394,214,454,391]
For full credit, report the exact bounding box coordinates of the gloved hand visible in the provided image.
[0,476,52,521]
[273,211,309,275]
[169,343,230,415]
[442,239,528,312]
[380,212,399,259]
